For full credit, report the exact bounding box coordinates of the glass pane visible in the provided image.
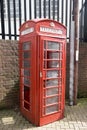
[47,70,58,78]
[44,61,47,68]
[24,69,30,76]
[59,71,62,77]
[24,60,30,68]
[46,70,58,78]
[60,44,62,50]
[59,95,62,102]
[47,52,59,59]
[23,52,30,59]
[47,61,59,68]
[60,53,62,59]
[45,105,58,114]
[45,79,58,87]
[24,78,30,85]
[23,42,31,50]
[58,79,62,85]
[59,87,62,93]
[48,41,60,50]
[44,41,46,49]
[46,70,62,78]
[46,88,58,96]
[45,96,58,105]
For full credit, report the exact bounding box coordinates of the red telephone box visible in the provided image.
[19,19,66,126]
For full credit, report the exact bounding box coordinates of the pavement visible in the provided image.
[0,100,87,130]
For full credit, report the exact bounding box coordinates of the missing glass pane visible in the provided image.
[24,102,30,110]
[24,86,30,102]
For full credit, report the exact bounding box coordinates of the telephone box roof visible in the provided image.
[19,18,66,31]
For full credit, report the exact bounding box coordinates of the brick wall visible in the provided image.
[0,40,87,108]
[0,40,19,108]
[78,44,87,97]
[66,43,87,98]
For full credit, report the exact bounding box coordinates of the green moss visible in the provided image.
[77,98,87,106]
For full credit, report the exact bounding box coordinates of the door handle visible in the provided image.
[40,71,46,79]
[40,72,42,78]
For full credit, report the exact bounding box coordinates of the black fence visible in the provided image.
[80,0,87,42]
[0,0,86,41]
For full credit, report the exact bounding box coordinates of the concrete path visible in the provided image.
[0,102,87,130]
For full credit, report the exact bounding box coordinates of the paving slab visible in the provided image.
[0,101,87,130]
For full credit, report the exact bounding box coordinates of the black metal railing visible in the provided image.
[0,0,84,41]
[0,0,5,39]
[79,0,87,42]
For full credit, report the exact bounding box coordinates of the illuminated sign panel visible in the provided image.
[21,27,34,35]
[40,26,63,34]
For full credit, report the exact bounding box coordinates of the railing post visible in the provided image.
[1,0,5,39]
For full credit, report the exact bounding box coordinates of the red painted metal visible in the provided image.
[19,19,66,126]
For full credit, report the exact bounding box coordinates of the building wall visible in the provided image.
[78,43,87,97]
[0,40,19,108]
[0,40,87,108]
[66,43,87,98]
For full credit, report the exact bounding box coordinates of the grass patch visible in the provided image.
[77,98,87,106]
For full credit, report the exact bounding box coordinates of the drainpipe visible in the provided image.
[73,0,79,105]
[69,0,79,105]
[69,0,75,106]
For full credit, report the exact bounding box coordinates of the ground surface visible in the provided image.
[0,98,87,130]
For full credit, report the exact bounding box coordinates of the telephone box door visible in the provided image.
[39,37,65,125]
